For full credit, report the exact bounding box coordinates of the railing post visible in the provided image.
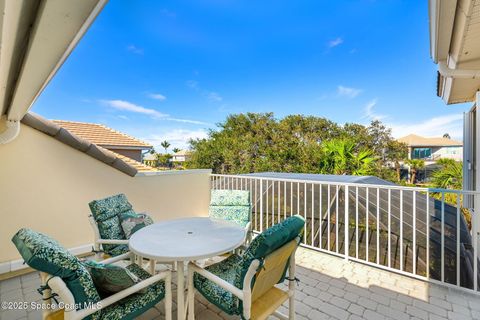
[259,178,263,233]
[345,185,349,260]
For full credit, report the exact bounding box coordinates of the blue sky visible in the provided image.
[32,0,468,150]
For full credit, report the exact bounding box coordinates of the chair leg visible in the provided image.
[288,255,296,320]
[187,266,195,320]
[149,260,156,275]
[165,272,172,320]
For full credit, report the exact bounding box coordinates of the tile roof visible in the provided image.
[21,113,157,176]
[397,134,462,147]
[52,120,152,149]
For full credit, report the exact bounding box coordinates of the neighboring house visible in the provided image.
[397,134,463,162]
[53,120,152,162]
[172,150,191,162]
[143,152,157,167]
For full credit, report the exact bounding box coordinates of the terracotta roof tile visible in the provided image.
[52,120,152,149]
[397,134,462,147]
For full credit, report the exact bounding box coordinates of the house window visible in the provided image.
[412,148,431,159]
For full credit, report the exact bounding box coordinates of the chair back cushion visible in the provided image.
[11,229,100,310]
[83,260,140,297]
[209,190,251,227]
[210,190,250,206]
[89,194,133,253]
[237,215,304,288]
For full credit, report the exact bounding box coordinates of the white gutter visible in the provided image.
[438,60,480,79]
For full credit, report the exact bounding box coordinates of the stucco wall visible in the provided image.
[108,148,143,162]
[0,125,211,263]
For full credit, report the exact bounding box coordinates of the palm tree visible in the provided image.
[406,159,425,184]
[172,148,181,154]
[160,141,170,154]
[443,133,451,139]
[320,139,376,176]
[432,158,462,189]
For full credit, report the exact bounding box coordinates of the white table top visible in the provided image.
[128,217,247,261]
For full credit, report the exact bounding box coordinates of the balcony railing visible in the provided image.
[211,173,480,294]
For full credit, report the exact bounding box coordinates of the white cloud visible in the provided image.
[328,37,343,48]
[362,99,386,121]
[146,129,208,149]
[337,85,362,98]
[101,99,208,125]
[208,92,223,102]
[149,93,167,101]
[101,100,167,119]
[117,115,129,120]
[127,45,144,55]
[361,99,463,139]
[186,80,199,89]
[389,114,463,139]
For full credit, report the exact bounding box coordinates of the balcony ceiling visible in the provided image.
[431,0,480,104]
[0,0,107,122]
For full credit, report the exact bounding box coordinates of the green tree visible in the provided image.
[172,148,181,154]
[432,158,462,189]
[406,159,425,184]
[319,139,376,175]
[161,141,170,154]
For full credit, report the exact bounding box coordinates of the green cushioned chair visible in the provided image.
[188,215,305,320]
[12,228,172,320]
[209,190,252,243]
[89,194,151,257]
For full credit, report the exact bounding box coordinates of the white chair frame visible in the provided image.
[187,241,298,320]
[88,215,129,253]
[41,252,172,320]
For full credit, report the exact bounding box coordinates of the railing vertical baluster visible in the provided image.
[355,186,359,259]
[304,183,307,244]
[441,192,445,283]
[388,189,391,268]
[426,190,430,279]
[266,180,270,227]
[290,182,293,217]
[319,184,323,250]
[336,185,339,253]
[366,187,369,262]
[284,181,287,220]
[400,190,403,271]
[297,182,300,220]
[377,188,380,265]
[456,194,461,287]
[253,179,256,231]
[311,183,315,247]
[328,185,331,251]
[272,180,275,226]
[278,181,281,223]
[345,185,349,260]
[413,191,416,275]
[260,179,263,232]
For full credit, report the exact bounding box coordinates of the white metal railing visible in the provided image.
[210,173,480,294]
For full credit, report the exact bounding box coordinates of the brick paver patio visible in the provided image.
[1,247,480,320]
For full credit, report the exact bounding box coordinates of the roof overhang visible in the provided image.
[0,0,107,142]
[429,0,480,104]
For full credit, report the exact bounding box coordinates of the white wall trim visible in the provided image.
[0,243,92,275]
[135,169,212,177]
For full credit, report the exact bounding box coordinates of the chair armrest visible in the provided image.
[100,252,134,265]
[96,239,129,245]
[75,270,171,319]
[189,262,243,299]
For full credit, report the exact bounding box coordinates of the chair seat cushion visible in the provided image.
[83,261,141,297]
[193,254,243,315]
[11,229,101,318]
[104,244,130,257]
[209,206,250,228]
[98,264,166,320]
[119,212,154,239]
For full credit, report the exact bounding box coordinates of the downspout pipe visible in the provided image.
[438,60,480,79]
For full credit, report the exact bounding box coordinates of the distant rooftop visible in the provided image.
[397,134,462,147]
[52,120,152,149]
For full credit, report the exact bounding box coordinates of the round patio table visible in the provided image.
[129,217,246,320]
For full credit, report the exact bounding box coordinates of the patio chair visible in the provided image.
[89,193,147,258]
[187,215,305,320]
[12,228,172,320]
[209,189,252,243]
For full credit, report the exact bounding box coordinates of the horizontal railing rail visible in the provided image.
[210,173,480,294]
